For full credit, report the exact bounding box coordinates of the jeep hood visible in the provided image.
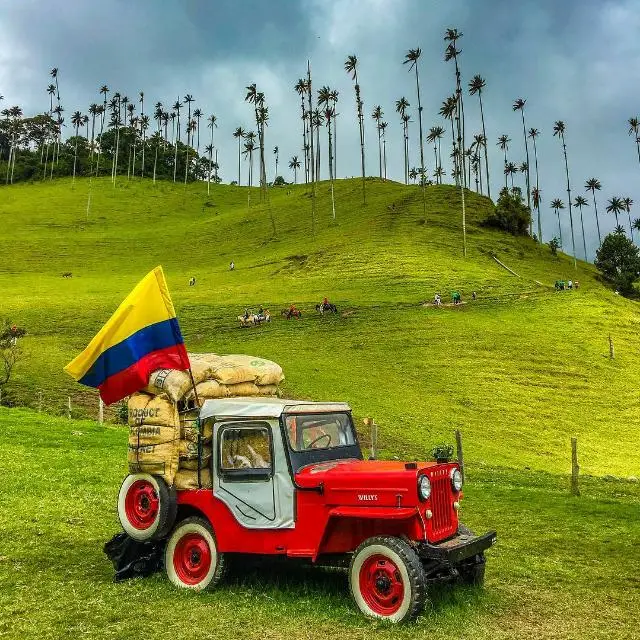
[295,459,441,508]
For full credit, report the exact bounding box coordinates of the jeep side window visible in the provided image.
[220,426,272,471]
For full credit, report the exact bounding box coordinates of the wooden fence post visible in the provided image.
[609,335,615,359]
[571,437,580,496]
[67,396,72,420]
[363,418,377,460]
[98,398,104,424]
[455,429,464,483]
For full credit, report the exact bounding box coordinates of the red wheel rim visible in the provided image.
[359,554,405,616]
[173,532,212,585]
[124,480,159,530]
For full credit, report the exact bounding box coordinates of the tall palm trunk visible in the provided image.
[237,136,242,185]
[591,192,602,246]
[503,147,508,189]
[519,110,532,234]
[327,115,336,219]
[556,210,563,247]
[307,61,317,236]
[476,93,490,198]
[579,206,588,261]
[413,63,426,214]
[531,135,542,242]
[173,107,180,183]
[560,132,577,269]
[96,107,106,177]
[114,102,122,185]
[299,94,308,183]
[333,106,337,178]
[353,69,366,205]
[153,133,159,184]
[377,125,382,179]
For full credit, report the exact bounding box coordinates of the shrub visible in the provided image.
[595,229,640,296]
[483,187,531,236]
[548,237,560,256]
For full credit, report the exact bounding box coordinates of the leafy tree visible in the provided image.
[0,320,25,399]
[483,187,531,235]
[595,229,640,295]
[548,237,560,256]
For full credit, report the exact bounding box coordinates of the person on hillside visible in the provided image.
[244,309,250,321]
[288,304,299,319]
[434,293,442,306]
[568,280,573,290]
[230,261,235,271]
[574,281,580,290]
[472,291,477,301]
[322,296,330,310]
[452,291,461,305]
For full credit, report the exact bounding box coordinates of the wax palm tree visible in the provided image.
[243,135,256,187]
[551,198,565,247]
[206,114,217,182]
[409,167,418,183]
[192,108,202,154]
[183,94,194,185]
[294,79,309,182]
[472,134,486,193]
[330,88,339,177]
[345,55,366,204]
[138,91,146,176]
[289,155,300,183]
[434,166,445,183]
[532,186,542,239]
[553,121,576,268]
[87,103,99,171]
[152,102,163,184]
[513,99,532,233]
[172,99,181,182]
[396,97,410,184]
[50,67,60,103]
[471,153,480,192]
[404,49,426,194]
[445,29,466,187]
[528,128,542,242]
[504,162,518,188]
[95,85,109,176]
[628,117,640,169]
[379,121,388,180]
[585,178,602,246]
[623,197,634,241]
[311,108,323,180]
[273,146,279,183]
[51,104,64,178]
[439,96,458,180]
[43,84,56,171]
[324,106,337,217]
[468,74,490,198]
[606,196,624,228]
[497,134,510,189]
[371,105,383,179]
[205,143,214,195]
[233,126,245,185]
[71,110,83,184]
[574,195,589,260]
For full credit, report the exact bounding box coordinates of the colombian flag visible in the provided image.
[64,266,189,404]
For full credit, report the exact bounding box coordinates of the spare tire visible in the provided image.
[118,473,176,541]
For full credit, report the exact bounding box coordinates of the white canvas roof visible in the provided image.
[199,397,351,421]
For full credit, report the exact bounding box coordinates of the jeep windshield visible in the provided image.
[283,412,362,471]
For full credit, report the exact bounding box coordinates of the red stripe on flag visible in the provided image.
[98,343,189,405]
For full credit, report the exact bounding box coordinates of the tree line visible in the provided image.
[2,30,640,262]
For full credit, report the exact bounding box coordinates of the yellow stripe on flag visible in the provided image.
[64,266,177,381]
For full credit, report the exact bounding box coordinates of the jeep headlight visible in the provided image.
[451,468,463,492]
[418,475,431,500]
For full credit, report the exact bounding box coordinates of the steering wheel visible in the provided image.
[308,432,332,449]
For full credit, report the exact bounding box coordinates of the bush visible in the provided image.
[483,187,531,236]
[548,237,560,256]
[595,229,640,296]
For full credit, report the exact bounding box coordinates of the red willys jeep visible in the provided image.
[117,398,496,623]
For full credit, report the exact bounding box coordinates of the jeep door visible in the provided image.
[213,420,294,529]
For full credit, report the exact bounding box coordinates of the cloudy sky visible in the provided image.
[2,0,640,259]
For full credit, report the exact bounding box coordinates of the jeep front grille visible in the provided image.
[427,467,457,541]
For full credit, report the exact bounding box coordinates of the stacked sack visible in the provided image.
[128,354,284,490]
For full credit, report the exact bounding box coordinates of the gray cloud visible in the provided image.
[2,0,640,260]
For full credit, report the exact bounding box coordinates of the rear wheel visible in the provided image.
[165,517,227,590]
[117,473,176,541]
[349,536,427,623]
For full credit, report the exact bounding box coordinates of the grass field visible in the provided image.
[1,176,639,637]
[0,408,638,640]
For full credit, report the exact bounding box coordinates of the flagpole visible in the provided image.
[187,367,203,489]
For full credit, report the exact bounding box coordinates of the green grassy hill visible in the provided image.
[1,177,639,639]
[1,177,637,476]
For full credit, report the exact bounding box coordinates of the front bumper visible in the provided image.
[418,530,497,564]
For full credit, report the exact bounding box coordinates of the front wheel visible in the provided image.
[165,517,227,590]
[349,536,427,623]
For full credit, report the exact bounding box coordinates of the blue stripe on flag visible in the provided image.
[79,317,184,388]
